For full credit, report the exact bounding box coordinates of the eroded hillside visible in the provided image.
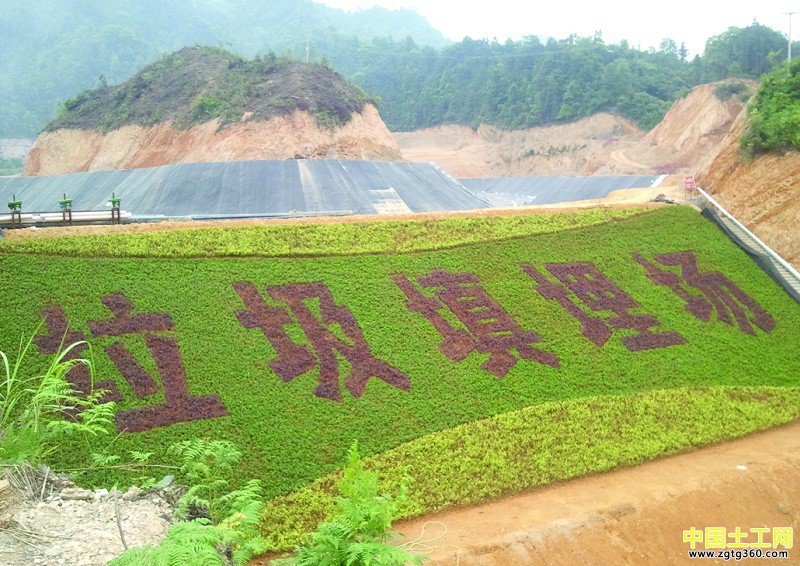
[24,47,401,175]
[701,113,800,268]
[24,105,400,176]
[395,81,753,179]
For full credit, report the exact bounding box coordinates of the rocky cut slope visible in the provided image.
[394,81,754,178]
[701,112,800,268]
[24,47,401,176]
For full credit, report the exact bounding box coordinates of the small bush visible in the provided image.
[111,438,267,566]
[0,331,115,466]
[714,82,748,101]
[273,441,424,566]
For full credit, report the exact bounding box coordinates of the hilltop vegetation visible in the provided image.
[742,58,800,155]
[1,4,794,138]
[324,22,789,132]
[0,0,445,138]
[47,47,372,133]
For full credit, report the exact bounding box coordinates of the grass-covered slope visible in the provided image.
[262,386,800,549]
[0,205,798,546]
[46,46,373,133]
[0,207,650,258]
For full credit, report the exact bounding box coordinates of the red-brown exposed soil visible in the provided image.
[23,104,400,176]
[394,82,752,179]
[700,114,800,269]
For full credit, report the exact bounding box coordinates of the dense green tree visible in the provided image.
[742,58,800,155]
[0,4,794,138]
[703,22,789,80]
[0,0,446,138]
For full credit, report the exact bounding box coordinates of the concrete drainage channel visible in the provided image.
[697,187,800,304]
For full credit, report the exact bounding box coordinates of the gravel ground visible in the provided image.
[0,478,175,566]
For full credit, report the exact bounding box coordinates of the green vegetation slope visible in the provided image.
[0,206,797,549]
[47,47,372,132]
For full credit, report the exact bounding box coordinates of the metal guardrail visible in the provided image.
[697,187,800,282]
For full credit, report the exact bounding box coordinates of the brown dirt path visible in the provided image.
[394,421,800,565]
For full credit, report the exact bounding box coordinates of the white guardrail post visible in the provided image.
[696,187,800,282]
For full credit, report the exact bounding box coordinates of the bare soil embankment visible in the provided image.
[395,82,752,179]
[24,104,401,176]
[396,420,800,565]
[701,114,800,268]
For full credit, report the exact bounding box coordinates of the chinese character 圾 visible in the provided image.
[36,293,228,433]
[392,269,559,377]
[233,281,410,402]
[633,251,775,335]
[521,262,686,351]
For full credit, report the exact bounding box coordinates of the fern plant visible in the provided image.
[275,441,425,566]
[111,438,267,566]
[0,330,116,465]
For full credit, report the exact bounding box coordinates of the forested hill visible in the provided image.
[46,47,373,133]
[324,23,790,132]
[0,0,446,138]
[0,1,792,139]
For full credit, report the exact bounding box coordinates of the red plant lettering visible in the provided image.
[392,270,559,377]
[521,262,686,351]
[633,251,776,335]
[234,281,410,402]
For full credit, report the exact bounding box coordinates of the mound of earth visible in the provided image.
[24,47,401,176]
[617,80,755,176]
[394,81,753,179]
[700,113,800,268]
[394,113,643,178]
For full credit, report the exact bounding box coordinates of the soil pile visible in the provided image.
[24,47,401,175]
[701,113,800,268]
[394,113,642,178]
[622,81,754,175]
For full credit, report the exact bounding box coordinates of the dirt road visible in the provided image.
[395,421,800,565]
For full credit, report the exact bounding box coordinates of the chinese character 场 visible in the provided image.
[633,251,775,335]
[392,270,559,377]
[233,281,410,402]
[521,262,686,351]
[36,293,228,433]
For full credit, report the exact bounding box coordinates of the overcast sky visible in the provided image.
[317,0,799,58]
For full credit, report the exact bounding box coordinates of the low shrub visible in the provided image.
[260,386,800,551]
